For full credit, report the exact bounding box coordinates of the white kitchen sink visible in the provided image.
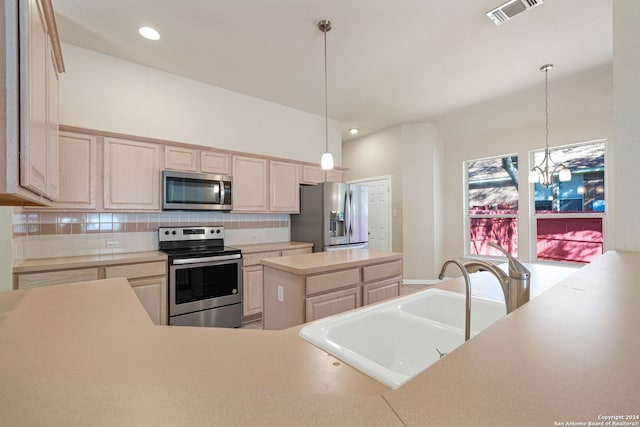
[299,288,506,389]
[398,288,505,333]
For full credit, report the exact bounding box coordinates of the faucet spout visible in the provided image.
[438,259,472,341]
[463,242,531,314]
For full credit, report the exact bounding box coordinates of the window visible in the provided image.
[531,140,605,263]
[466,155,519,257]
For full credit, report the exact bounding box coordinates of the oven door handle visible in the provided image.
[172,254,242,265]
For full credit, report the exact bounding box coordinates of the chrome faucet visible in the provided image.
[438,259,472,341]
[463,242,531,314]
[438,242,531,342]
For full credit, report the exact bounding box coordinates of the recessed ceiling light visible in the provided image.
[348,128,359,135]
[138,26,160,41]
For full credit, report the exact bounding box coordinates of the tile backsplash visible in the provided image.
[12,209,290,262]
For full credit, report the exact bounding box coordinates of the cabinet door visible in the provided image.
[129,276,167,325]
[305,287,361,322]
[300,165,324,185]
[104,138,160,210]
[55,132,97,209]
[269,160,299,213]
[201,151,231,175]
[242,265,264,317]
[164,146,197,172]
[232,156,268,212]
[46,38,59,200]
[363,277,400,306]
[20,0,49,197]
[325,169,344,183]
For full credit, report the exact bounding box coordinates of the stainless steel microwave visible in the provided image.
[162,170,232,211]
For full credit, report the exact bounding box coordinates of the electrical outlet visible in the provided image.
[277,286,284,302]
[106,241,120,248]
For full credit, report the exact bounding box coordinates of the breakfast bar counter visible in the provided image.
[1,251,639,426]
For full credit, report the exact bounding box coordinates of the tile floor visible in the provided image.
[240,283,432,330]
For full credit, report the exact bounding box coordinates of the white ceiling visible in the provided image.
[52,0,612,141]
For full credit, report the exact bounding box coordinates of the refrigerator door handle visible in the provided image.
[344,189,350,237]
[349,189,354,236]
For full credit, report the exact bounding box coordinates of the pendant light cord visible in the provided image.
[544,66,549,153]
[323,25,329,153]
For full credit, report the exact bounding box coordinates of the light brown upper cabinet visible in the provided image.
[1,0,64,205]
[269,160,299,213]
[232,156,268,212]
[164,146,197,172]
[233,156,301,213]
[54,131,97,209]
[325,168,345,183]
[300,165,325,185]
[19,0,60,201]
[19,0,49,197]
[103,138,160,210]
[300,164,346,185]
[164,146,232,175]
[201,151,231,175]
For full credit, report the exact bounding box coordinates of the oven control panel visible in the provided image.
[158,226,224,242]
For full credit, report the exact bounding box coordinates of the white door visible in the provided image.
[350,177,391,252]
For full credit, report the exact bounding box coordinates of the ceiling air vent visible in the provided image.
[486,0,543,25]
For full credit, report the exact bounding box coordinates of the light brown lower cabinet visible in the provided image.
[14,260,168,325]
[127,276,167,326]
[361,260,403,306]
[362,277,401,306]
[305,286,361,322]
[242,265,264,317]
[263,258,402,330]
[241,246,312,318]
[15,267,99,289]
[104,261,167,326]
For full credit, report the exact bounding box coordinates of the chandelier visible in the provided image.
[318,19,334,170]
[528,64,571,187]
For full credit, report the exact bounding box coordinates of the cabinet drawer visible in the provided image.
[362,260,403,283]
[363,277,400,306]
[305,287,361,322]
[281,247,312,257]
[104,261,167,280]
[243,251,282,267]
[306,268,360,296]
[17,268,99,289]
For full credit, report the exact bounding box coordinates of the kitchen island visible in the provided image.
[1,251,639,426]
[261,249,403,330]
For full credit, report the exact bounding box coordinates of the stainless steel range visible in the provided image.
[159,226,242,328]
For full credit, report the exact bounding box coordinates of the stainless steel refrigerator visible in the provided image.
[291,182,368,252]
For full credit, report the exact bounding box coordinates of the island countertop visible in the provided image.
[261,248,403,275]
[1,251,639,425]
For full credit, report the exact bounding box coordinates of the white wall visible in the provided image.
[59,43,341,165]
[400,123,444,281]
[613,0,640,251]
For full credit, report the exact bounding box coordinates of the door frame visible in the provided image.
[347,175,392,252]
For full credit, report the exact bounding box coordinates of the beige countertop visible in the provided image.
[12,250,167,273]
[231,241,313,254]
[261,248,403,275]
[1,251,639,425]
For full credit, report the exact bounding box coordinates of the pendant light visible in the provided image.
[528,64,571,187]
[318,19,334,170]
